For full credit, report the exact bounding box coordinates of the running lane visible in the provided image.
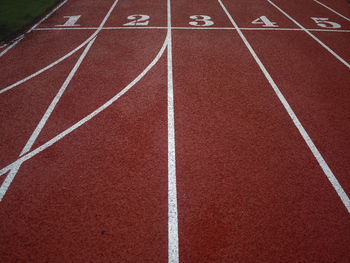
[172,0,350,262]
[227,0,350,195]
[0,0,170,261]
[0,56,169,261]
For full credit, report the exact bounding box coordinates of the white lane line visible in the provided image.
[266,0,350,69]
[0,34,169,199]
[314,0,350,22]
[0,37,96,201]
[33,26,350,33]
[218,0,350,213]
[0,0,69,58]
[0,164,20,202]
[241,27,350,33]
[0,0,120,95]
[34,27,99,30]
[167,0,179,263]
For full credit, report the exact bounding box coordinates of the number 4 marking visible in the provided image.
[56,15,81,27]
[252,16,278,27]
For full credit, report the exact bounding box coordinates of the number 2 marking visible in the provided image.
[189,15,214,27]
[251,16,278,27]
[311,17,341,29]
[124,15,150,26]
[56,15,81,27]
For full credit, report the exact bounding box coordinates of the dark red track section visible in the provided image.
[0,0,349,261]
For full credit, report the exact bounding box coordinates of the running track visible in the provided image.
[0,0,349,262]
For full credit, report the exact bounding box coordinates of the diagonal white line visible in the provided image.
[266,0,350,69]
[218,0,350,213]
[313,0,350,22]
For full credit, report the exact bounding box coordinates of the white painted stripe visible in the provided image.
[266,0,350,69]
[167,1,179,263]
[241,27,350,33]
[0,34,168,199]
[34,27,99,30]
[0,0,120,95]
[0,0,69,58]
[33,26,350,33]
[314,0,350,22]
[307,28,350,33]
[218,0,350,213]
[0,164,20,202]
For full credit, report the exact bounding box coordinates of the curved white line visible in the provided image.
[0,0,120,95]
[0,33,168,181]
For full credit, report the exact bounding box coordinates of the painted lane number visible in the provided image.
[189,15,214,27]
[252,16,278,27]
[311,17,341,29]
[124,15,150,26]
[56,15,81,27]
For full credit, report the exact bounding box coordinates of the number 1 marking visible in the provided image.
[56,15,81,27]
[252,16,278,27]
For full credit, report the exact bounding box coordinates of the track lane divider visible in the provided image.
[0,0,69,58]
[313,0,350,22]
[218,0,350,213]
[265,0,350,69]
[166,0,179,262]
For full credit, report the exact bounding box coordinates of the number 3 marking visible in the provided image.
[311,17,341,29]
[124,15,150,26]
[189,15,214,27]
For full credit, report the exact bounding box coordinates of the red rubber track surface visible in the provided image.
[0,0,349,262]
[173,28,349,263]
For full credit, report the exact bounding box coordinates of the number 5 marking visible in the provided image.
[311,17,341,29]
[189,15,214,27]
[124,15,150,26]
